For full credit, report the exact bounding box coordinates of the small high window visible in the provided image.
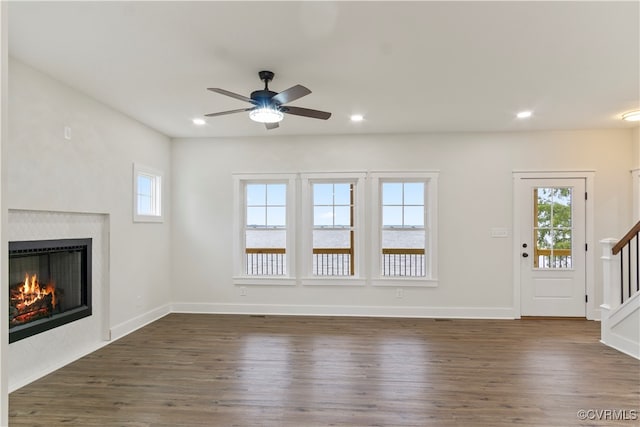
[133,164,163,222]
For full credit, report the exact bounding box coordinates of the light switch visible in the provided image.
[491,228,509,238]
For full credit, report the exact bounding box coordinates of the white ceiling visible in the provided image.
[7,1,640,138]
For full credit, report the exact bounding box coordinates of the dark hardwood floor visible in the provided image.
[9,314,640,426]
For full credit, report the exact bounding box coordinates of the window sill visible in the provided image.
[233,277,297,286]
[133,215,164,223]
[301,278,366,287]
[371,278,438,287]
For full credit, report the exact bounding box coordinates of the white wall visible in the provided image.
[171,130,632,317]
[631,127,640,222]
[0,2,8,425]
[5,58,172,388]
[1,54,635,416]
[632,126,639,170]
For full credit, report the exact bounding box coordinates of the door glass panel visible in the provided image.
[552,188,572,227]
[533,187,573,269]
[536,190,552,228]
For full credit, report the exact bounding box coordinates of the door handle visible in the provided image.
[522,253,529,258]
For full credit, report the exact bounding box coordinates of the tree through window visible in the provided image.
[533,187,573,269]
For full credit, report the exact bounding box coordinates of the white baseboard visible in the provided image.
[9,305,171,393]
[171,302,518,319]
[109,304,171,341]
[600,337,640,360]
[9,340,109,393]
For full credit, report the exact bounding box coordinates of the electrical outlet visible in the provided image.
[64,126,72,140]
[396,288,403,298]
[240,287,247,296]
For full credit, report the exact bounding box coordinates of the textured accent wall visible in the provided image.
[7,209,109,392]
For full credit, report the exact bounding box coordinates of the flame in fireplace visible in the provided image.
[15,273,57,311]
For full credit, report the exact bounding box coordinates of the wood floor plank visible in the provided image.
[8,314,640,426]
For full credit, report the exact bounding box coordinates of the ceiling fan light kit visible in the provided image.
[249,107,284,124]
[205,70,331,130]
[622,110,640,122]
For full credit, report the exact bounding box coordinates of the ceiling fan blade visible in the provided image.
[265,122,279,130]
[205,108,253,117]
[271,85,311,105]
[282,106,331,120]
[207,88,254,104]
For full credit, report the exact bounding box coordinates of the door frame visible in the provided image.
[513,171,596,319]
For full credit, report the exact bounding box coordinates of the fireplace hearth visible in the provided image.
[9,238,92,343]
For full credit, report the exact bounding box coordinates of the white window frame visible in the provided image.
[300,172,366,286]
[133,163,163,223]
[233,174,296,286]
[370,172,439,287]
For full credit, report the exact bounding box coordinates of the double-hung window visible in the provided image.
[370,172,438,286]
[301,173,366,285]
[233,174,296,285]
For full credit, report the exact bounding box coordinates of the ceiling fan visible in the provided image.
[205,71,331,130]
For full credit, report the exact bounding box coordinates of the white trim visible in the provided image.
[301,278,367,286]
[300,172,367,280]
[512,171,595,319]
[109,304,171,342]
[600,292,640,360]
[171,302,517,319]
[371,278,439,287]
[232,277,296,286]
[9,304,170,393]
[369,171,439,283]
[133,163,163,223]
[8,339,110,393]
[300,172,367,181]
[512,170,596,175]
[232,173,297,280]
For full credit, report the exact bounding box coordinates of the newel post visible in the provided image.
[600,238,621,314]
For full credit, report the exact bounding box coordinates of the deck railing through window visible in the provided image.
[382,248,425,277]
[246,247,428,277]
[245,248,286,275]
[313,248,353,276]
[534,248,572,269]
[612,221,640,304]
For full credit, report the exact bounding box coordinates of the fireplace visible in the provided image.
[9,238,92,343]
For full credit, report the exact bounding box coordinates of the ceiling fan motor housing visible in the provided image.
[250,89,278,107]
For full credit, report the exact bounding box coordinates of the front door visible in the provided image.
[518,178,586,317]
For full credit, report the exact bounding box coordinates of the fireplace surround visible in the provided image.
[9,238,92,343]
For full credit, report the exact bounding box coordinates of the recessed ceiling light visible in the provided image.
[192,118,206,126]
[517,111,532,119]
[350,114,364,122]
[622,110,640,122]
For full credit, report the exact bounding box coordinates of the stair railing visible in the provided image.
[612,221,640,304]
